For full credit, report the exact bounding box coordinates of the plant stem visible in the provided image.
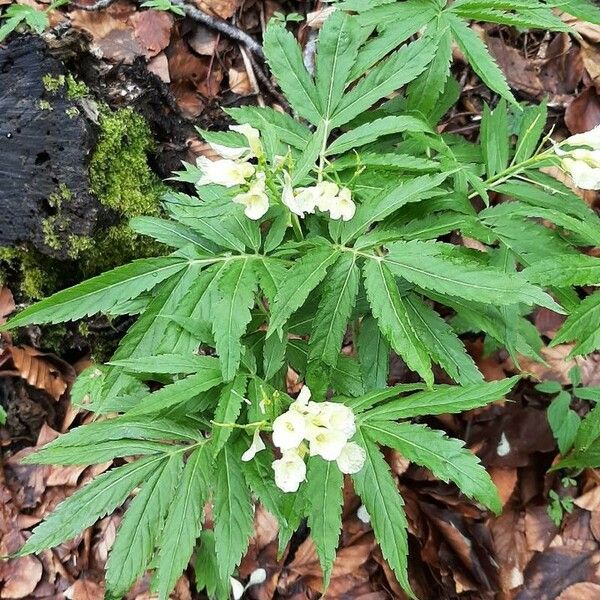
[291,214,304,241]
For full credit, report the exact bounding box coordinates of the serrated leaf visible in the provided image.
[326,115,431,155]
[3,257,190,329]
[305,457,344,587]
[480,99,509,177]
[106,454,183,599]
[352,428,412,595]
[111,353,220,374]
[514,101,547,163]
[358,315,390,390]
[212,374,248,455]
[315,11,361,119]
[17,455,164,556]
[214,443,255,580]
[403,293,483,385]
[153,445,213,600]
[446,12,515,104]
[212,259,258,381]
[263,22,321,124]
[384,240,563,311]
[345,383,427,413]
[268,245,339,336]
[331,35,436,127]
[126,371,222,417]
[548,391,580,454]
[361,376,519,422]
[130,217,216,253]
[523,255,600,287]
[552,291,600,356]
[363,259,433,386]
[263,329,287,381]
[364,421,501,512]
[309,253,359,367]
[195,532,230,600]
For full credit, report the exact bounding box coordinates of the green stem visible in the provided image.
[291,214,304,241]
[211,420,269,431]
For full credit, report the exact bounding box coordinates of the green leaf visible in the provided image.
[315,11,361,119]
[340,173,448,243]
[225,106,310,150]
[212,375,248,455]
[384,240,563,311]
[3,257,190,328]
[552,291,600,356]
[305,457,344,587]
[364,421,501,512]
[523,255,600,287]
[352,428,412,595]
[446,12,516,104]
[361,376,519,421]
[514,101,547,163]
[212,259,258,381]
[263,329,287,381]
[130,217,216,253]
[153,445,213,600]
[331,35,436,127]
[548,391,580,454]
[575,403,600,452]
[214,443,255,580]
[126,371,222,417]
[106,454,183,599]
[573,387,600,402]
[326,115,431,155]
[345,384,427,413]
[111,353,220,375]
[358,315,390,390]
[403,293,483,385]
[263,21,321,124]
[268,245,339,337]
[556,441,600,470]
[17,456,164,556]
[480,99,509,177]
[547,0,600,24]
[195,532,229,600]
[309,253,359,367]
[363,260,433,386]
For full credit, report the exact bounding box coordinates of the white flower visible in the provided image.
[307,426,347,461]
[248,568,267,586]
[272,450,307,492]
[197,156,255,187]
[314,181,340,212]
[207,143,248,161]
[272,409,306,451]
[561,148,600,190]
[336,442,366,474]
[327,187,356,221]
[282,174,320,217]
[289,385,314,413]
[233,173,269,220]
[356,504,371,524]
[231,124,262,158]
[565,124,600,150]
[230,577,245,600]
[316,402,356,439]
[241,428,266,462]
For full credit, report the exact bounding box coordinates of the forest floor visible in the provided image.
[2,1,600,599]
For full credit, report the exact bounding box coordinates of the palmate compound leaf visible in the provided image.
[305,457,344,587]
[362,421,501,513]
[352,427,412,596]
[153,444,214,600]
[360,376,519,422]
[363,259,433,386]
[212,258,258,381]
[383,240,563,311]
[105,454,184,599]
[214,443,255,581]
[309,252,360,367]
[17,455,165,556]
[2,257,192,329]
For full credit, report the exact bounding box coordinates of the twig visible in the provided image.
[69,0,118,10]
[168,0,264,60]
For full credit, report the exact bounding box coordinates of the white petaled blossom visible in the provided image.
[314,181,340,212]
[268,386,363,492]
[241,428,266,462]
[282,173,320,218]
[326,187,356,221]
[565,124,600,150]
[272,409,306,451]
[272,450,307,493]
[230,124,262,158]
[233,173,270,220]
[561,149,600,190]
[196,156,255,188]
[336,442,366,474]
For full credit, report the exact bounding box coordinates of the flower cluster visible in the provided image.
[555,124,600,190]
[196,125,356,221]
[282,175,356,221]
[270,386,366,493]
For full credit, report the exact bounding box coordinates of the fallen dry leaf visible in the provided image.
[0,287,15,325]
[130,10,173,58]
[0,553,43,599]
[557,582,600,600]
[196,0,242,19]
[565,86,600,134]
[64,578,104,600]
[228,66,253,96]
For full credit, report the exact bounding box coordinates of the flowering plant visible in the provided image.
[4,1,600,598]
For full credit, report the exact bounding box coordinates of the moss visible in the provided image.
[38,99,53,111]
[66,107,80,119]
[48,183,72,210]
[65,74,89,100]
[0,247,59,300]
[42,74,65,93]
[90,107,165,218]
